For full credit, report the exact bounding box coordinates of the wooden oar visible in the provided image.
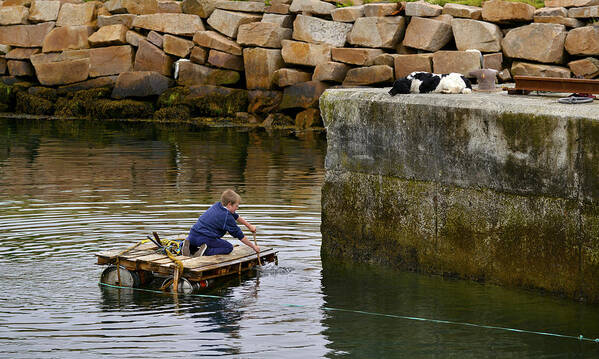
[253,232,261,266]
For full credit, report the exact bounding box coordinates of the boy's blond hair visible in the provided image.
[221,189,241,206]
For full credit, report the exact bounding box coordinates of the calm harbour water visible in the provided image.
[1,118,599,358]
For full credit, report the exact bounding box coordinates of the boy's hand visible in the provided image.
[248,224,257,233]
[254,245,260,253]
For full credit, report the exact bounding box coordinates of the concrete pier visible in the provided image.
[320,88,599,302]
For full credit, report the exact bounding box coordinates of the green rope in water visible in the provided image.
[99,282,599,344]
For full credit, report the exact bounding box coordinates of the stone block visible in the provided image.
[347,16,406,49]
[89,24,128,47]
[279,80,328,109]
[190,46,207,64]
[2,0,31,6]
[133,40,173,76]
[281,39,331,67]
[432,14,453,24]
[313,61,349,82]
[482,0,534,23]
[30,55,90,85]
[394,53,432,78]
[248,89,282,113]
[89,45,133,77]
[331,5,363,22]
[57,2,96,27]
[207,9,260,38]
[289,0,335,15]
[295,108,321,128]
[292,14,352,47]
[502,23,567,64]
[237,22,292,48]
[569,5,599,17]
[0,6,29,25]
[373,53,398,67]
[183,85,248,117]
[112,71,169,98]
[175,60,239,86]
[451,18,502,52]
[432,50,481,75]
[262,13,293,28]
[6,48,41,60]
[42,25,93,53]
[266,3,290,14]
[535,7,568,17]
[498,68,511,82]
[0,45,11,54]
[405,1,441,17]
[331,47,383,66]
[343,65,393,86]
[568,57,599,78]
[215,0,265,13]
[243,47,284,89]
[0,22,55,47]
[158,0,181,13]
[483,52,503,71]
[402,16,452,52]
[442,3,481,19]
[147,31,163,48]
[29,1,61,23]
[133,13,205,36]
[0,58,6,75]
[193,30,242,55]
[98,15,137,28]
[565,26,599,55]
[57,76,118,94]
[208,49,243,71]
[273,68,311,87]
[104,0,158,15]
[546,0,599,6]
[126,30,145,47]
[181,0,219,18]
[363,3,397,17]
[511,61,570,78]
[7,60,34,76]
[163,34,194,58]
[534,16,583,28]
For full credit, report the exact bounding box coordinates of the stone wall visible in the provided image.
[320,88,599,302]
[0,0,598,124]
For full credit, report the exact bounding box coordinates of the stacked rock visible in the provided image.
[0,0,598,124]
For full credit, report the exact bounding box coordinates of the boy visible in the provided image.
[182,189,258,257]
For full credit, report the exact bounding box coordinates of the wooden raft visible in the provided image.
[95,241,277,282]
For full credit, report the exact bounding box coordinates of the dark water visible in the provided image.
[1,118,599,358]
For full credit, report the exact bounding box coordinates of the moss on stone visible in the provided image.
[88,99,154,120]
[157,87,190,108]
[15,92,54,115]
[55,88,113,118]
[185,90,248,117]
[28,87,58,102]
[153,105,191,122]
[0,82,14,106]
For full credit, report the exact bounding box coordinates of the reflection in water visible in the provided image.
[1,118,599,358]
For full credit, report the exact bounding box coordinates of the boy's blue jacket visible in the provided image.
[189,202,244,241]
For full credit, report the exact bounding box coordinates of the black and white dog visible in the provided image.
[389,72,472,96]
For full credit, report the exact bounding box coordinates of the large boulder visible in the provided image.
[394,53,433,78]
[89,45,133,77]
[215,0,265,13]
[432,50,481,75]
[281,39,331,67]
[347,16,406,49]
[56,2,96,27]
[568,57,599,78]
[163,34,194,57]
[292,14,352,47]
[42,26,94,53]
[502,23,567,64]
[565,26,599,56]
[331,48,383,66]
[312,61,349,82]
[207,9,261,38]
[158,1,182,13]
[112,71,169,98]
[182,85,248,117]
[289,0,335,15]
[0,6,29,25]
[104,0,158,15]
[98,15,138,28]
[273,68,312,87]
[0,22,55,47]
[88,24,128,47]
[243,47,284,89]
[132,13,204,36]
[181,0,219,18]
[535,7,568,17]
[402,17,452,52]
[451,19,502,52]
[133,39,173,76]
[279,80,328,109]
[482,0,534,23]
[193,30,242,55]
[237,22,292,48]
[262,13,293,28]
[534,15,584,28]
[331,5,364,22]
[207,49,243,71]
[28,1,61,23]
[363,3,397,17]
[343,65,393,86]
[405,1,442,17]
[442,4,481,19]
[568,5,599,17]
[176,60,239,86]
[511,61,570,78]
[31,52,90,85]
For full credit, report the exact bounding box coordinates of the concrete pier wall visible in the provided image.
[320,89,599,302]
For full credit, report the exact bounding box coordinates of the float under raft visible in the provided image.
[95,238,277,285]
